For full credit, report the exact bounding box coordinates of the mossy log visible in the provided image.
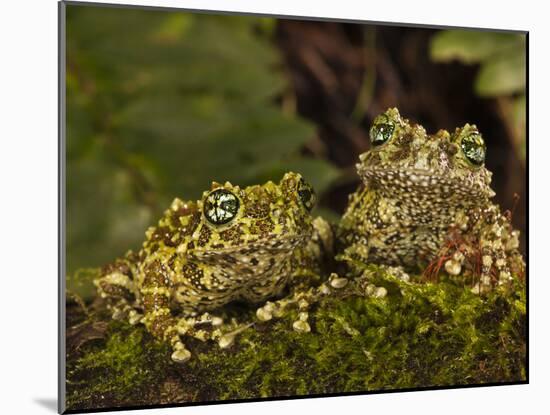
[65,267,526,412]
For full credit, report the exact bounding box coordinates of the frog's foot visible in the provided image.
[382,265,411,282]
[108,301,143,323]
[175,312,226,344]
[94,272,135,301]
[256,273,352,333]
[94,266,142,321]
[472,249,513,294]
[292,311,311,333]
[471,232,518,294]
[469,208,525,294]
[170,335,192,363]
[169,312,253,363]
[254,265,406,334]
[215,322,254,348]
[256,297,310,332]
[94,290,144,325]
[330,270,391,300]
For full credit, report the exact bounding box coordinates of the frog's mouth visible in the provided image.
[189,234,307,260]
[358,166,495,201]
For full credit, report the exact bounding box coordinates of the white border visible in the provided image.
[2,0,547,414]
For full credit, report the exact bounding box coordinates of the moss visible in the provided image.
[66,321,174,410]
[65,266,526,411]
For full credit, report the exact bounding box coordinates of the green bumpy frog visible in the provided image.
[338,108,524,291]
[95,172,333,362]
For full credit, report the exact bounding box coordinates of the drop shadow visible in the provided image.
[34,398,57,413]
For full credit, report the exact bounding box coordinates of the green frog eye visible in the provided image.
[369,121,395,146]
[204,189,240,225]
[297,178,316,211]
[460,132,486,166]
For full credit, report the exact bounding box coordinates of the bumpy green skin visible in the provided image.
[338,108,525,291]
[66,265,526,411]
[94,172,331,362]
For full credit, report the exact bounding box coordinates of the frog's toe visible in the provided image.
[111,307,126,320]
[256,302,275,321]
[218,333,235,349]
[171,348,191,363]
[217,322,254,349]
[444,259,462,276]
[329,273,349,289]
[128,310,143,325]
[292,312,311,333]
[292,320,311,333]
[171,342,192,363]
[109,302,134,321]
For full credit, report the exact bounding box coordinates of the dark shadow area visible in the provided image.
[34,398,57,413]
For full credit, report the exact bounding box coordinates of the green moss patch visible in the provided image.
[66,268,526,411]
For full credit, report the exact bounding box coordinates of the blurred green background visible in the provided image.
[66,5,526,277]
[66,7,340,274]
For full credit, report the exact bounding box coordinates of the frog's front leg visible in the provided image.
[141,260,253,362]
[472,209,521,293]
[255,273,387,333]
[138,260,189,362]
[94,253,141,322]
[254,216,338,332]
[255,263,411,332]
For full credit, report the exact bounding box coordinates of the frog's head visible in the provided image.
[187,172,316,261]
[356,108,495,203]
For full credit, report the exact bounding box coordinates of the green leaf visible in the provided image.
[151,13,194,43]
[512,94,527,161]
[66,154,153,273]
[430,30,523,64]
[475,52,526,96]
[66,268,101,301]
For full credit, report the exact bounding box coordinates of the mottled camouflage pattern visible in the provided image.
[95,172,330,361]
[338,108,524,291]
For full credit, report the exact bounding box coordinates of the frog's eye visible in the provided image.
[297,178,316,211]
[460,132,486,167]
[204,189,240,226]
[369,120,395,146]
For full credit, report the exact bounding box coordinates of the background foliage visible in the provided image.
[66,6,339,275]
[430,30,526,160]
